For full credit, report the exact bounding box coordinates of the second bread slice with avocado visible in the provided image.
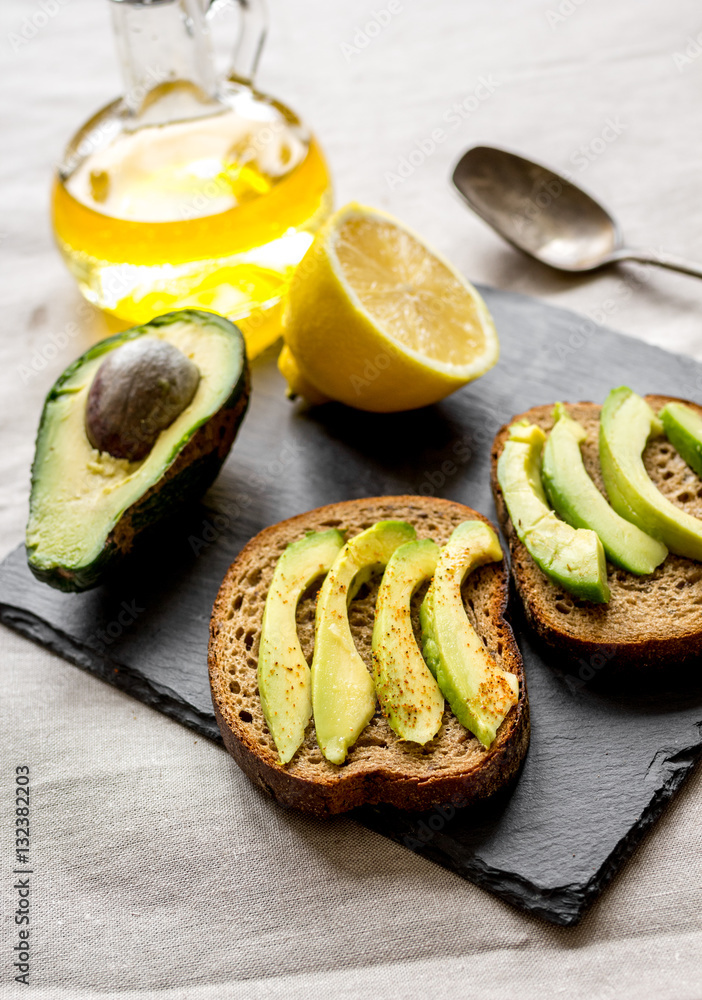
[491,396,702,670]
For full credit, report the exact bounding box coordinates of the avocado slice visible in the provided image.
[542,403,668,575]
[311,520,417,764]
[600,387,702,561]
[497,420,610,603]
[26,309,249,591]
[659,401,702,478]
[259,530,345,765]
[419,521,518,748]
[372,539,444,744]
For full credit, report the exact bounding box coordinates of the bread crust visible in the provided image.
[490,395,702,670]
[209,496,529,817]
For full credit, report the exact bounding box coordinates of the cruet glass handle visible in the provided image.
[207,0,268,86]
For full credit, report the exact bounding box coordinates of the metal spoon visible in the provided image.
[452,145,702,279]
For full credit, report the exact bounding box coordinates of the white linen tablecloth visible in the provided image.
[1,0,701,996]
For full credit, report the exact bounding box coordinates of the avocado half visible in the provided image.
[26,309,250,592]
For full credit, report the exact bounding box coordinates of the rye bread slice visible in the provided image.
[209,496,529,817]
[491,395,702,669]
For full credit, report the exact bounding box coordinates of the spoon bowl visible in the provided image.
[452,145,702,280]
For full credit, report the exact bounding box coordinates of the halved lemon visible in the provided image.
[279,203,499,412]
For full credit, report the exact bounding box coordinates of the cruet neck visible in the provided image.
[109,0,221,125]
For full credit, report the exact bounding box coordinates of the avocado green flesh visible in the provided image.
[372,539,443,745]
[311,520,417,765]
[542,404,668,575]
[599,387,702,561]
[258,530,345,765]
[660,401,702,478]
[497,423,610,603]
[419,521,518,749]
[26,310,246,585]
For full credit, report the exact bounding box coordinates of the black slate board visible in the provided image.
[3,285,702,927]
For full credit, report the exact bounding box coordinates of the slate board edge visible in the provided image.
[0,598,222,743]
[362,732,702,926]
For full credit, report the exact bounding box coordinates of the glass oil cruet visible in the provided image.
[51,0,333,356]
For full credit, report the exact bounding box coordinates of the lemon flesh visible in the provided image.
[281,204,499,412]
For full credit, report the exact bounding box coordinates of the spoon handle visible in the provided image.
[615,248,702,280]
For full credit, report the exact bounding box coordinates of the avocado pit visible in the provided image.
[85,337,200,461]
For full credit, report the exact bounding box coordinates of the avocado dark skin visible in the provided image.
[85,338,200,461]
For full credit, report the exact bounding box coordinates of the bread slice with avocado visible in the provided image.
[490,395,702,669]
[208,496,529,817]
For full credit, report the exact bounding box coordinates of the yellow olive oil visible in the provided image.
[52,103,332,357]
